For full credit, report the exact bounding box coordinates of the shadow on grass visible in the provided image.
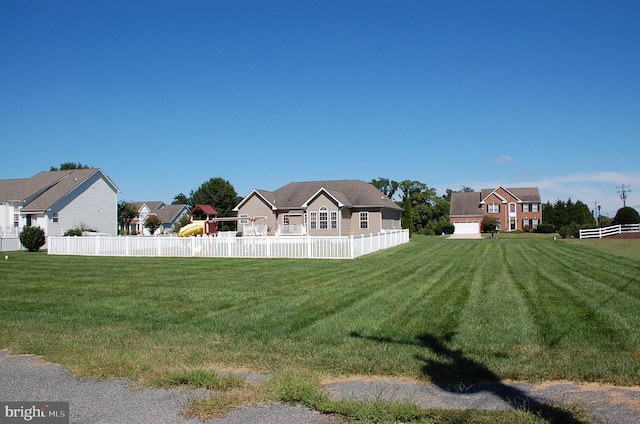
[350,331,588,423]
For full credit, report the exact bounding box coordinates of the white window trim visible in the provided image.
[360,211,369,229]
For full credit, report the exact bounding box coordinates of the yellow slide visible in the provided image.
[178,221,205,237]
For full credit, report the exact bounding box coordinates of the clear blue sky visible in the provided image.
[1,0,638,217]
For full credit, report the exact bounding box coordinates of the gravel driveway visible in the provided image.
[1,350,639,423]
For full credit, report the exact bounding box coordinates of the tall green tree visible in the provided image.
[172,193,189,205]
[542,199,595,230]
[189,178,242,230]
[118,200,138,235]
[370,178,399,199]
[401,196,413,236]
[50,162,91,171]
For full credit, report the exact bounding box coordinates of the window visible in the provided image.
[532,218,539,228]
[239,214,248,225]
[522,204,529,212]
[360,212,369,229]
[319,207,328,229]
[531,203,539,212]
[13,214,19,227]
[510,203,516,213]
[310,212,317,230]
[330,211,338,229]
[522,218,529,228]
[52,213,59,223]
[488,204,499,213]
[283,214,290,225]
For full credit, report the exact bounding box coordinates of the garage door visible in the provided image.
[454,222,480,235]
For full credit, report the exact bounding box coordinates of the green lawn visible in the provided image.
[1,236,638,422]
[1,235,638,385]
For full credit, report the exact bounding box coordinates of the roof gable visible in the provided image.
[480,187,541,204]
[264,180,400,211]
[190,204,218,216]
[233,189,277,212]
[9,169,120,212]
[302,187,346,208]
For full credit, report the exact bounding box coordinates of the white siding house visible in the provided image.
[0,169,120,237]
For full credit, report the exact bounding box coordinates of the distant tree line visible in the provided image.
[540,199,595,238]
[371,178,453,236]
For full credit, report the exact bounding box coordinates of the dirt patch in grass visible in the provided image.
[609,232,640,239]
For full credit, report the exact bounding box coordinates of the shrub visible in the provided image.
[144,215,163,235]
[63,228,83,237]
[481,215,498,232]
[535,223,556,234]
[441,223,455,235]
[63,223,97,237]
[612,207,640,225]
[19,226,46,252]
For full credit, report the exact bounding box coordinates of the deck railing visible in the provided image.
[47,229,409,259]
[579,223,640,239]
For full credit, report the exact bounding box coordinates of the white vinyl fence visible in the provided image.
[0,236,22,252]
[47,229,409,259]
[579,223,640,239]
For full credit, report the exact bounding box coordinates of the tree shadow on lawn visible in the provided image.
[350,331,587,424]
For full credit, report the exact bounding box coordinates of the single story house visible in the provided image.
[233,180,402,237]
[130,201,190,235]
[449,186,542,234]
[0,168,120,236]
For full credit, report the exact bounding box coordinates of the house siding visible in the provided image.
[48,174,118,235]
[348,209,383,235]
[238,194,276,235]
[306,194,341,236]
[235,180,403,237]
[0,203,17,232]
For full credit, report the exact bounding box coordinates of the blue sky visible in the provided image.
[1,0,638,217]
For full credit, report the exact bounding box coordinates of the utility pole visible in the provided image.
[617,184,631,207]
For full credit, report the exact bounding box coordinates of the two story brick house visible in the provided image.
[449,186,543,234]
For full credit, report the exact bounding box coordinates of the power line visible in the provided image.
[617,184,631,207]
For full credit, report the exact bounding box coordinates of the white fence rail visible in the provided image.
[0,236,22,252]
[579,223,640,239]
[47,229,409,259]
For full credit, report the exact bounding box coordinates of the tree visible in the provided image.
[118,200,138,235]
[612,207,640,225]
[50,162,91,171]
[481,215,498,232]
[189,178,242,231]
[542,198,595,230]
[144,215,163,235]
[401,196,413,236]
[370,178,399,199]
[172,193,189,205]
[173,213,192,234]
[19,226,46,252]
[398,180,428,203]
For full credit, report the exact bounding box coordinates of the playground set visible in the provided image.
[177,205,266,237]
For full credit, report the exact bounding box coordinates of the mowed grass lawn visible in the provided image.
[1,235,639,387]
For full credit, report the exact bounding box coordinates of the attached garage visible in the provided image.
[454,221,480,235]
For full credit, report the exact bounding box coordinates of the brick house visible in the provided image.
[449,187,542,234]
